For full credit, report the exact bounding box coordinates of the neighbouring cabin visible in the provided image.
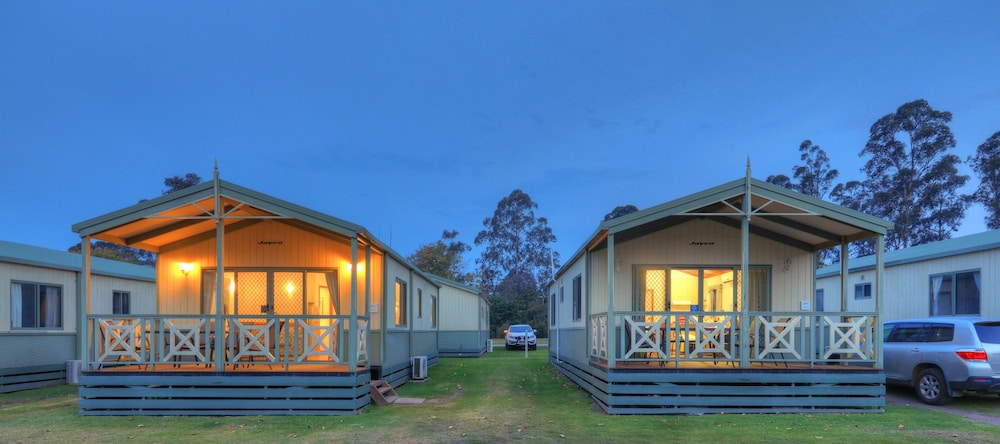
[70,170,439,415]
[549,173,894,414]
[433,275,490,357]
[816,230,1000,321]
[0,240,155,393]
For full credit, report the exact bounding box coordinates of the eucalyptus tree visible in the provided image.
[832,99,969,255]
[767,139,840,264]
[969,131,1000,230]
[474,189,559,301]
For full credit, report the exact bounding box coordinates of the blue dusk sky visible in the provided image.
[2,2,999,267]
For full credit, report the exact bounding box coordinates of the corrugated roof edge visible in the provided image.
[0,240,156,281]
[816,230,1000,278]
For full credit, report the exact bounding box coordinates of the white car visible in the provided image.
[505,324,537,350]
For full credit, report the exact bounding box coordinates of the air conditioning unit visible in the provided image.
[411,355,428,380]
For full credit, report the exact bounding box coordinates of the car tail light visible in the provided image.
[955,350,988,361]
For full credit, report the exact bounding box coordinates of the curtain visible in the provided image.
[10,283,22,328]
[202,271,216,314]
[325,271,340,315]
[42,286,60,327]
[931,275,945,316]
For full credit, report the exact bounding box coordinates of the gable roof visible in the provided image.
[555,175,894,279]
[72,180,366,252]
[71,177,438,287]
[816,230,1000,278]
[0,240,156,282]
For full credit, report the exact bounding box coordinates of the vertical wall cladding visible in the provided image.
[157,220,356,314]
[602,220,813,313]
[439,285,477,330]
[818,249,1000,321]
[89,274,156,315]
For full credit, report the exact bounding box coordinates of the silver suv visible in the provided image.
[505,324,537,350]
[883,317,1000,405]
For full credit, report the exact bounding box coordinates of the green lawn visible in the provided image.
[2,351,999,443]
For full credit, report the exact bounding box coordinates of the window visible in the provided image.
[550,291,556,325]
[418,288,423,319]
[930,270,981,316]
[634,266,770,316]
[430,295,437,328]
[10,282,62,329]
[572,275,582,321]
[395,279,407,326]
[113,290,131,315]
[815,289,825,312]
[854,283,872,300]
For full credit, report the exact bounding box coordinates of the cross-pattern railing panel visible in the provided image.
[595,311,878,369]
[88,314,368,371]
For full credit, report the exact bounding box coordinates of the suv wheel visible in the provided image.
[915,368,952,405]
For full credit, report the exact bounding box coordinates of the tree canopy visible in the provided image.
[832,99,969,254]
[603,204,639,221]
[766,140,838,199]
[406,230,474,284]
[969,131,1000,230]
[475,189,559,300]
[767,140,840,265]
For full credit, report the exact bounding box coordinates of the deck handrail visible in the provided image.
[589,311,878,369]
[87,314,369,371]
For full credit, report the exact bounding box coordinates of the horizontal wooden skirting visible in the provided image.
[551,356,885,415]
[78,371,371,416]
[0,364,66,394]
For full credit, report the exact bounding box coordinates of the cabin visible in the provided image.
[71,169,440,415]
[433,275,490,357]
[1,240,155,393]
[548,172,894,414]
[816,230,1000,321]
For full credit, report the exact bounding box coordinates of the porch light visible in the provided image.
[285,282,295,295]
[178,262,195,275]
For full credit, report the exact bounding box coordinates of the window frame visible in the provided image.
[632,265,771,313]
[550,290,557,325]
[929,269,981,316]
[395,278,408,327]
[572,275,582,321]
[854,282,872,300]
[113,290,131,315]
[10,281,63,330]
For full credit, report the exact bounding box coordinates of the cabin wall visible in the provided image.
[816,248,999,321]
[438,286,478,330]
[587,220,813,315]
[89,274,157,315]
[157,220,369,316]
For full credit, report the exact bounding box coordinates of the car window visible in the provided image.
[925,324,954,342]
[974,322,1000,344]
[886,324,926,343]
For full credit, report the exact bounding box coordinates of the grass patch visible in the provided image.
[2,351,999,443]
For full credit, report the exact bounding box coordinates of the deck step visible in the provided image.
[369,380,399,405]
